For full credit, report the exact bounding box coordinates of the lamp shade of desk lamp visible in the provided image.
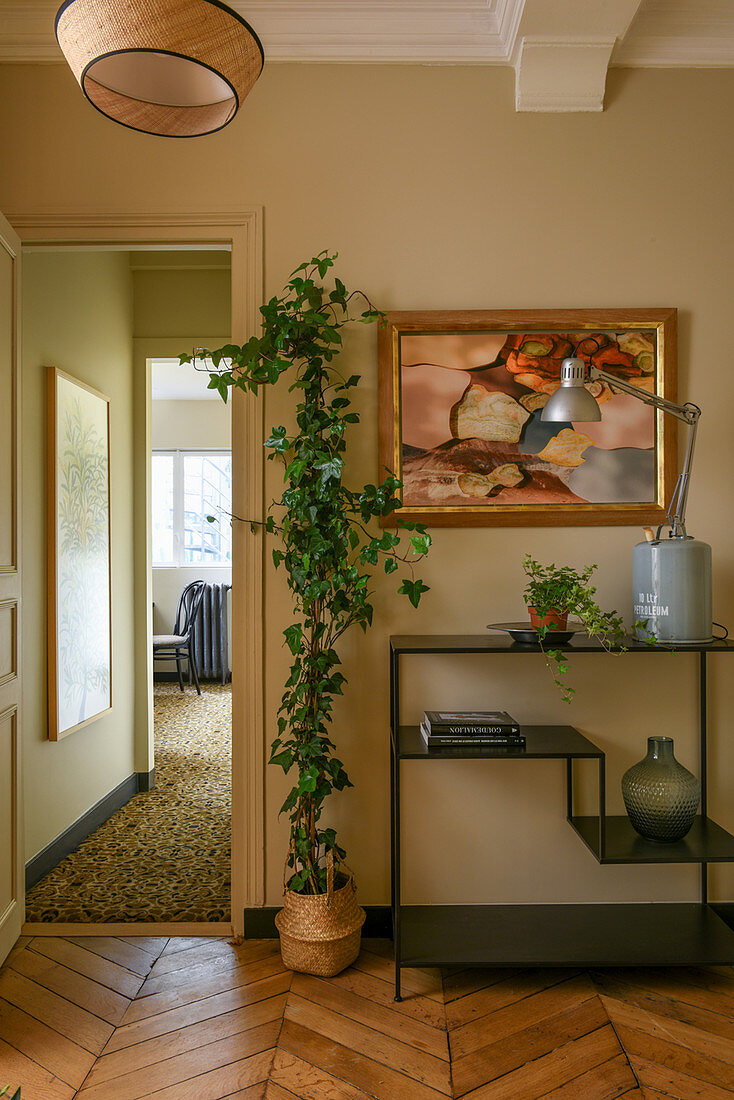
[55,0,264,137]
[541,357,602,422]
[542,354,712,645]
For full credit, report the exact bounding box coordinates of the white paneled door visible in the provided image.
[0,210,22,963]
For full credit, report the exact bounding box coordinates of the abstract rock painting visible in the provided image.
[378,311,676,526]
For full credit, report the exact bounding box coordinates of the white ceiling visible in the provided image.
[1,0,733,110]
[151,358,224,402]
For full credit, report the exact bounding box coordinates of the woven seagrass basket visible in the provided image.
[275,852,365,977]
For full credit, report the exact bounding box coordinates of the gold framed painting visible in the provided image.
[47,367,112,740]
[378,309,677,527]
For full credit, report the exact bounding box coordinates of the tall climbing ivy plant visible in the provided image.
[182,252,431,895]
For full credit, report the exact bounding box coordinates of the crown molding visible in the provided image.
[613,0,734,68]
[614,37,734,68]
[497,0,525,64]
[245,0,520,62]
[0,3,60,62]
[0,0,526,64]
[2,0,733,68]
[3,0,733,110]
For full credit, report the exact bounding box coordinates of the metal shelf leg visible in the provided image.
[700,652,708,905]
[394,744,401,1001]
[390,647,402,1001]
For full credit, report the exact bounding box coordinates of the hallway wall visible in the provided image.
[21,251,136,861]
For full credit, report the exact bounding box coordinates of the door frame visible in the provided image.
[0,212,23,962]
[11,211,265,934]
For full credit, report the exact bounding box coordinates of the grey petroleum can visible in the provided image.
[632,534,712,644]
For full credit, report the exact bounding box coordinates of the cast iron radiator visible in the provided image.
[192,582,232,684]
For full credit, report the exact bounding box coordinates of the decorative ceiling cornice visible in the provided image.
[0,3,59,62]
[2,0,733,112]
[0,1,525,64]
[242,0,524,63]
[613,0,734,67]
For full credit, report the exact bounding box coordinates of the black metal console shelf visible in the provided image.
[389,634,734,1000]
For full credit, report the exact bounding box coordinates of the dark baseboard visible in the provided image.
[242,908,279,938]
[243,905,392,939]
[363,906,393,937]
[26,770,155,890]
[138,768,155,792]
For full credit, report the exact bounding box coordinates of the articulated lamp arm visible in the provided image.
[589,365,701,538]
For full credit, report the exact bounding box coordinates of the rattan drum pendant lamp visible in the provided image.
[55,0,264,137]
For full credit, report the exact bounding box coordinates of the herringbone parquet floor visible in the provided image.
[1,934,733,1098]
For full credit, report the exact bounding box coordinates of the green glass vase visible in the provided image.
[621,736,700,843]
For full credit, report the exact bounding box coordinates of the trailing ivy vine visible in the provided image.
[522,555,638,703]
[182,252,431,895]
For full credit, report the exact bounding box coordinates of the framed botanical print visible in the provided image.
[378,309,677,527]
[47,368,112,739]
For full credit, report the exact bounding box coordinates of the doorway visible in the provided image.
[150,350,234,922]
[12,212,263,938]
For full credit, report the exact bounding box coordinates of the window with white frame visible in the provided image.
[152,451,232,566]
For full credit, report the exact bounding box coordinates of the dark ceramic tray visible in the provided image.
[486,621,585,646]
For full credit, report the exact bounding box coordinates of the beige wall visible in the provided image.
[3,63,734,904]
[21,251,135,861]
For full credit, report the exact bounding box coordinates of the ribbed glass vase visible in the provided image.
[621,736,700,843]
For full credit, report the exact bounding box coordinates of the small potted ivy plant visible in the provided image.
[183,252,431,976]
[522,554,629,703]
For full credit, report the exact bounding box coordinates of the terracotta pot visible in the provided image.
[527,605,568,632]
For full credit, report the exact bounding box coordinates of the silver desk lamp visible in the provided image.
[540,337,712,644]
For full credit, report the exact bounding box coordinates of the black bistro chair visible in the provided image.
[153,580,207,694]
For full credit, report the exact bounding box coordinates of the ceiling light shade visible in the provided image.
[55,0,264,137]
[541,357,602,422]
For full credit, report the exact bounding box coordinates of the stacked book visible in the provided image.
[420,710,525,750]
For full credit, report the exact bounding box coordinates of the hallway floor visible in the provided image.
[1,933,732,1098]
[25,684,231,923]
